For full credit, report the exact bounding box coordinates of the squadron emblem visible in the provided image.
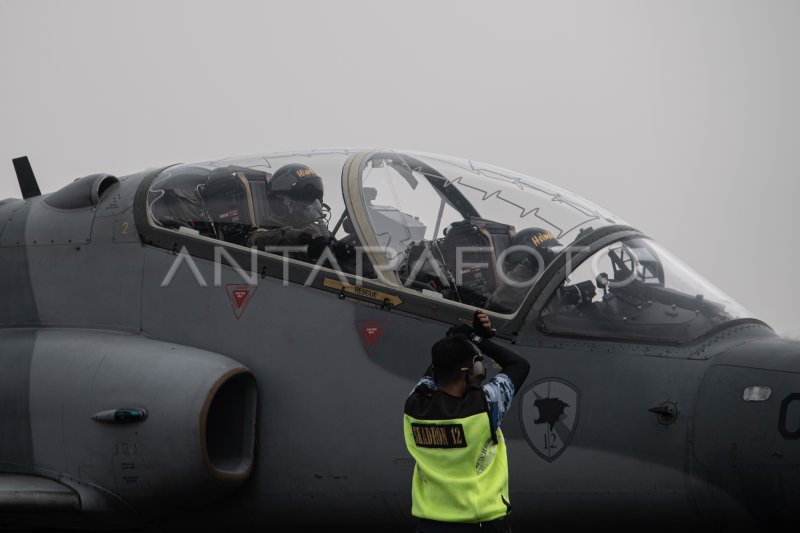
[519,378,580,462]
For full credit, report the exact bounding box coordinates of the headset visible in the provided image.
[461,340,487,386]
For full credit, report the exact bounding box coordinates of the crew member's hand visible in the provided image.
[473,310,496,338]
[331,238,355,260]
[307,235,332,261]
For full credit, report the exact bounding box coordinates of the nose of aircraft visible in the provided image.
[692,336,800,528]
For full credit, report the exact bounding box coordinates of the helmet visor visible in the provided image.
[271,173,324,203]
[289,177,324,203]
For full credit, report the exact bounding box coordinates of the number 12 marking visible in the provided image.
[543,431,559,450]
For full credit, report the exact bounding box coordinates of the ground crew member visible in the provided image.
[403,310,531,532]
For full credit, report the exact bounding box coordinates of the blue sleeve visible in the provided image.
[409,376,437,396]
[483,373,515,432]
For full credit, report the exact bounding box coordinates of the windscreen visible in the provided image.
[539,237,752,342]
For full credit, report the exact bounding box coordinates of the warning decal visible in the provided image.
[226,284,257,319]
[357,319,387,357]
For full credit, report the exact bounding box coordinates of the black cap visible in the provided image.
[270,164,324,203]
[431,333,479,370]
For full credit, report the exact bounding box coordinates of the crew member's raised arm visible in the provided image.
[459,310,531,432]
[476,338,530,395]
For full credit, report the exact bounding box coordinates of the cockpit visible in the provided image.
[145,149,752,343]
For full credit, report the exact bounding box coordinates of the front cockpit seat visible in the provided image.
[400,218,516,306]
[437,218,515,306]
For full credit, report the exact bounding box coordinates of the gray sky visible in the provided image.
[1,1,798,337]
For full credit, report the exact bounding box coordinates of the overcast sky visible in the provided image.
[1,1,798,337]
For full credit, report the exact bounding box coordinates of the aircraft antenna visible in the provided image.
[12,156,42,199]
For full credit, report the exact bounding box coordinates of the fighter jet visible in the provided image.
[1,149,797,531]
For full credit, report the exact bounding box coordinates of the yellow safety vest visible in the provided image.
[403,386,510,523]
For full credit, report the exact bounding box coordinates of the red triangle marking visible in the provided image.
[356,320,387,357]
[226,284,257,319]
[364,326,380,344]
[233,290,249,308]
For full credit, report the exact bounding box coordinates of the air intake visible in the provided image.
[45,173,119,209]
[201,369,258,481]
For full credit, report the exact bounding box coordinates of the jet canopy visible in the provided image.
[144,149,754,342]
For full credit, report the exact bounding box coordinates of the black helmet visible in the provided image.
[504,228,562,274]
[266,164,325,227]
[270,164,324,203]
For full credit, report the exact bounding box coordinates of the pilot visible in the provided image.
[403,310,530,533]
[487,228,562,313]
[246,163,333,261]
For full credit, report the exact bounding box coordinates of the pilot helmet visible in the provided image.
[267,164,325,227]
[503,228,562,278]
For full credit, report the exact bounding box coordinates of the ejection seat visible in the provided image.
[402,217,516,306]
[199,167,271,245]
